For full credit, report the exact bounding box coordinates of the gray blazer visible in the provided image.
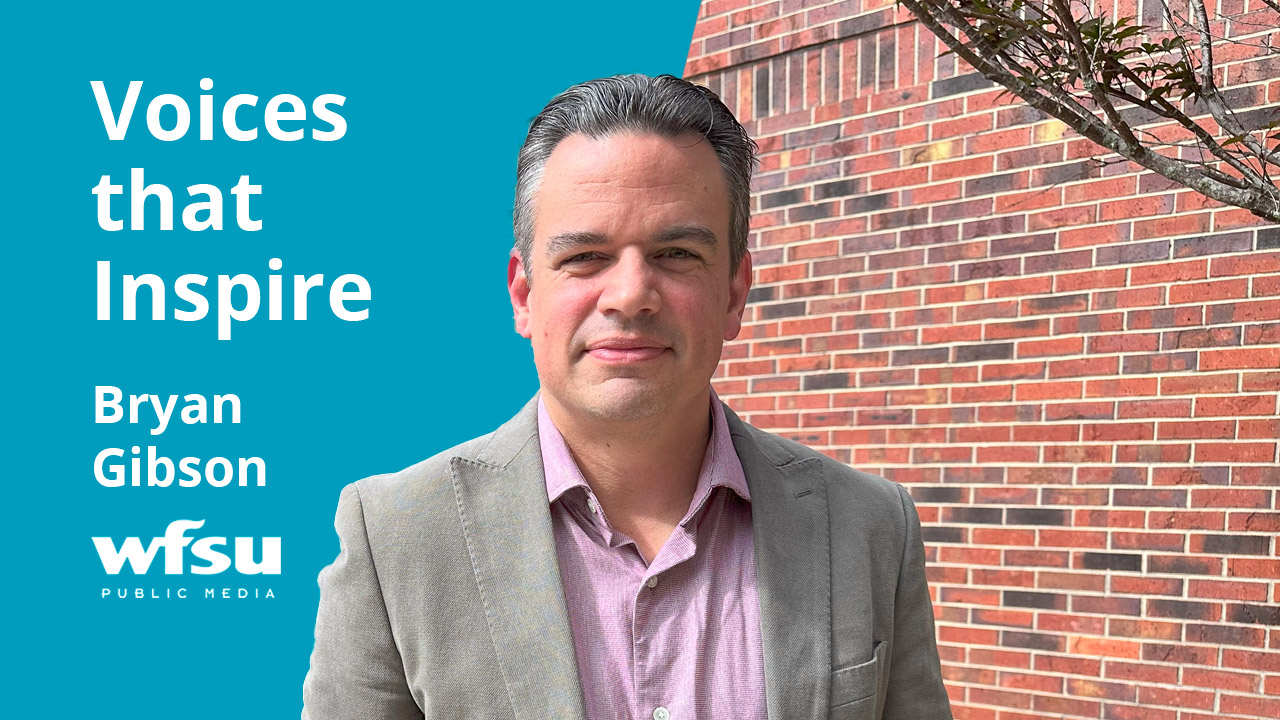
[303,396,953,720]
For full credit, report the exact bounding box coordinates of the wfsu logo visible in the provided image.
[92,519,280,575]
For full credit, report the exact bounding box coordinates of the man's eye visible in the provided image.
[663,248,697,259]
[563,252,601,264]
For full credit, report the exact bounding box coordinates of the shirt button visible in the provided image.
[587,497,599,514]
[645,576,658,589]
[653,708,670,720]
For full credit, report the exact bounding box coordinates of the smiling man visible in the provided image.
[303,74,953,720]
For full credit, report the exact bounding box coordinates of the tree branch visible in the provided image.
[1050,0,1144,152]
[1186,0,1280,170]
[899,0,1280,221]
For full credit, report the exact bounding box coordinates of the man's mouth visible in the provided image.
[584,338,669,363]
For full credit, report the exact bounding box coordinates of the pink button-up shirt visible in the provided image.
[539,393,768,720]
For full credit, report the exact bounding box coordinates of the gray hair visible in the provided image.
[513,74,757,277]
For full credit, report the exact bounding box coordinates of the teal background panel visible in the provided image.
[2,1,701,716]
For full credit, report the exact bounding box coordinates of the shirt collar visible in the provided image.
[538,389,751,510]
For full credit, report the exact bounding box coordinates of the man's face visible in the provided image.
[508,131,752,424]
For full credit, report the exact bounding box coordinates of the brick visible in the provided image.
[1109,576,1183,596]
[801,372,850,390]
[1004,591,1066,610]
[998,144,1065,170]
[1022,293,1089,316]
[1027,205,1096,230]
[1157,420,1235,440]
[1057,222,1128,250]
[1050,356,1119,378]
[983,362,1046,381]
[1006,508,1068,526]
[1227,603,1280,626]
[1036,655,1101,677]
[1080,552,1142,571]
[990,234,1054,258]
[964,171,1025,196]
[972,608,1035,627]
[1232,466,1280,486]
[1053,311,1124,334]
[1239,415,1280,438]
[954,342,1014,362]
[1220,694,1280,718]
[1137,685,1215,711]
[1226,557,1280,579]
[933,71,995,98]
[813,179,860,200]
[1222,648,1280,673]
[1120,351,1197,374]
[1073,595,1142,615]
[1099,194,1171,221]
[1146,598,1220,621]
[1078,467,1147,485]
[1096,240,1169,266]
[1108,618,1184,640]
[1000,671,1064,694]
[1003,630,1065,652]
[1159,373,1238,394]
[943,506,1004,524]
[1103,660,1177,685]
[1113,443,1191,463]
[1015,381,1082,401]
[1003,550,1070,568]
[1043,444,1110,463]
[1173,231,1255,258]
[1186,623,1266,647]
[1161,327,1241,350]
[1146,554,1222,576]
[1194,443,1276,463]
[1017,337,1084,358]
[1168,278,1249,303]
[1113,489,1186,507]
[1130,258,1207,284]
[1134,212,1211,240]
[1031,695,1100,717]
[1182,667,1261,694]
[1141,642,1218,666]
[1070,636,1141,659]
[1228,512,1280,532]
[1196,393,1277,416]
[760,187,806,208]
[1109,531,1184,551]
[1212,251,1280,277]
[983,317,1054,338]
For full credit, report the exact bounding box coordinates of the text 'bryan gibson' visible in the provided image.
[93,385,264,489]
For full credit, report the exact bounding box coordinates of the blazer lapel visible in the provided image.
[727,405,832,720]
[449,397,586,720]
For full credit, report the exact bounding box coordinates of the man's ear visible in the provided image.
[508,251,533,339]
[723,250,752,342]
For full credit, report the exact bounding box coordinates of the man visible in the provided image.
[303,74,953,720]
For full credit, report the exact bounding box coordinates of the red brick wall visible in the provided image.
[686,1,1280,718]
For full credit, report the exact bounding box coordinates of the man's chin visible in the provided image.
[572,381,671,423]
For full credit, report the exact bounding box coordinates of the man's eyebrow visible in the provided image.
[653,224,719,251]
[543,225,720,257]
[544,231,608,257]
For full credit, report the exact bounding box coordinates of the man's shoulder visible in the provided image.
[729,410,908,514]
[342,397,541,519]
[351,431,494,499]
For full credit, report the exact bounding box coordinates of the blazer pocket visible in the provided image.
[829,640,886,719]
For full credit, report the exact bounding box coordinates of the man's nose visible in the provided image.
[597,251,661,318]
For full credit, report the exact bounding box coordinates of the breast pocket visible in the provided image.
[828,640,886,720]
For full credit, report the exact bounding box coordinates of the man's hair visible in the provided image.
[513,74,758,276]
